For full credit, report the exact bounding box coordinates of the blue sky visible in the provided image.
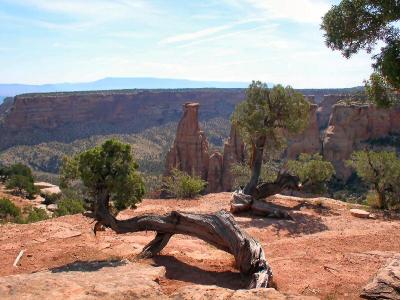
[0,0,375,88]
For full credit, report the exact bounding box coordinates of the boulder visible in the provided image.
[361,255,400,299]
[0,261,167,300]
[47,204,58,212]
[350,209,370,219]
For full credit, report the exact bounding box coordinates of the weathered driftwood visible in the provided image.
[230,173,301,219]
[230,191,291,219]
[92,195,273,289]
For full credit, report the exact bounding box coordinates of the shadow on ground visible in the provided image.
[50,259,127,273]
[235,200,332,236]
[152,255,246,290]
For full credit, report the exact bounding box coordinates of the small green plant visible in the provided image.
[366,190,381,209]
[0,198,22,223]
[163,169,206,199]
[42,192,62,205]
[55,198,85,216]
[23,207,49,223]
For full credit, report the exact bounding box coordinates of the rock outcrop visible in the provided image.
[207,152,224,192]
[361,255,400,299]
[165,103,210,180]
[316,95,347,129]
[286,104,321,159]
[323,104,400,180]
[222,126,246,191]
[0,260,315,300]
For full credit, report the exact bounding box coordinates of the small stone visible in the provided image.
[47,204,58,212]
[350,209,370,219]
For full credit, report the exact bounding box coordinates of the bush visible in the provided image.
[230,162,279,190]
[4,163,37,198]
[42,192,61,205]
[366,190,381,209]
[347,150,400,209]
[55,198,85,217]
[288,153,335,194]
[22,207,49,223]
[163,169,206,199]
[0,198,21,223]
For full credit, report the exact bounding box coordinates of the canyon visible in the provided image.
[165,100,400,191]
[0,88,399,184]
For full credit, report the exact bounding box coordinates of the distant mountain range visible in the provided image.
[0,77,254,102]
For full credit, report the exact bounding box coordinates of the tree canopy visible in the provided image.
[287,153,335,194]
[321,0,399,107]
[231,81,310,195]
[347,150,400,209]
[61,139,145,212]
[2,163,36,198]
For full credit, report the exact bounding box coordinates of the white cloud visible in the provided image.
[160,24,232,45]
[241,0,331,24]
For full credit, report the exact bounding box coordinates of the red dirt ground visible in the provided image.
[1,192,399,299]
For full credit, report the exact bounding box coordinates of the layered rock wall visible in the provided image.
[323,104,400,179]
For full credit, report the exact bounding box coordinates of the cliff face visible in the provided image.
[316,95,347,130]
[323,104,400,179]
[0,89,245,150]
[286,104,321,159]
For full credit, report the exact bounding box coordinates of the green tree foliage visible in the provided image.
[163,169,206,199]
[0,198,21,223]
[60,139,145,212]
[4,163,37,198]
[321,0,400,106]
[55,198,85,217]
[365,72,399,108]
[23,207,48,223]
[347,150,400,209]
[231,81,310,195]
[230,163,279,190]
[287,153,335,194]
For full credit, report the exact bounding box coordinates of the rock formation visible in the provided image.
[286,104,321,159]
[323,104,400,180]
[165,103,210,180]
[0,89,246,151]
[207,152,224,193]
[222,126,246,191]
[361,255,400,299]
[316,95,347,129]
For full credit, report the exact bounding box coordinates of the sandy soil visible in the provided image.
[1,192,399,299]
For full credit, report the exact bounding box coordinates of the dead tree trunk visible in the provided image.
[231,172,301,218]
[92,196,273,289]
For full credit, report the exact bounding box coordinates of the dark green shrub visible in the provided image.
[287,153,335,194]
[0,198,21,223]
[55,198,85,217]
[4,163,37,198]
[163,169,206,199]
[347,150,400,209]
[42,192,61,205]
[23,207,49,223]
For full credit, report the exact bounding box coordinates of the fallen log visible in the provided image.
[92,196,273,289]
[230,173,301,218]
[231,190,292,219]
